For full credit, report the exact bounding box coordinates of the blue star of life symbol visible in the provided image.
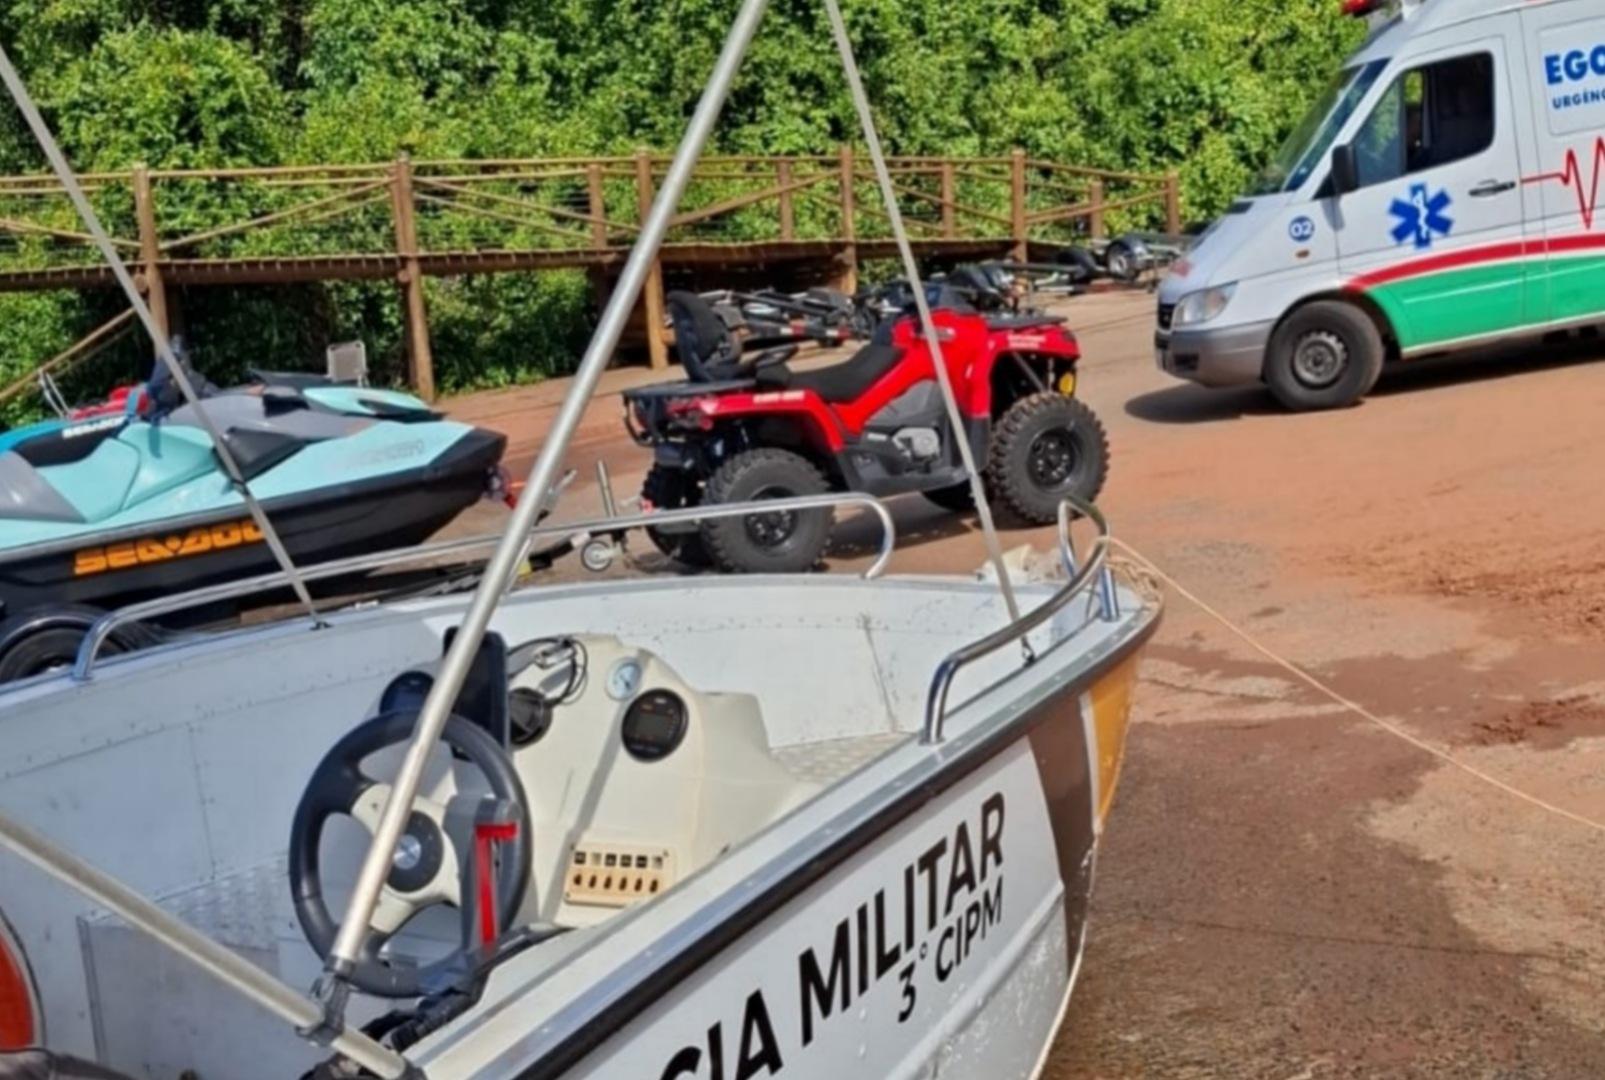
[1389,183,1453,249]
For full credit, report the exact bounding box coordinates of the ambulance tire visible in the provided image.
[1265,301,1384,411]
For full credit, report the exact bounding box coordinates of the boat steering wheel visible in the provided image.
[288,711,532,998]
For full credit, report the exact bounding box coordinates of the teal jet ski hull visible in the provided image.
[0,378,506,620]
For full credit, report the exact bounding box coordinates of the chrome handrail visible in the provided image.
[922,496,1117,746]
[71,492,897,681]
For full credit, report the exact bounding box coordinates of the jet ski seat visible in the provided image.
[1,419,122,469]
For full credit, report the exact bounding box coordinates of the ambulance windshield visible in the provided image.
[1248,58,1388,196]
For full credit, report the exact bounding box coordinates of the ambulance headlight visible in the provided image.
[1173,283,1237,327]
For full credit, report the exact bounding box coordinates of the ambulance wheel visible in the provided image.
[1265,301,1383,411]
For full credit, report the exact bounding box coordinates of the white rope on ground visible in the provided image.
[1110,537,1605,839]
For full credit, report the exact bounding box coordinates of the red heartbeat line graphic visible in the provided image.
[1523,137,1605,231]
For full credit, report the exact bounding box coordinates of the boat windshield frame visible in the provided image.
[1246,58,1389,197]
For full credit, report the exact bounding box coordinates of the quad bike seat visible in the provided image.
[758,341,906,404]
[984,313,1067,332]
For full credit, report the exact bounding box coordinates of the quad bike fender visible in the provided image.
[977,328,1083,416]
[698,391,848,453]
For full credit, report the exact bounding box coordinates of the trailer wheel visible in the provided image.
[1265,301,1384,411]
[0,623,110,684]
[1105,241,1137,282]
[0,607,152,685]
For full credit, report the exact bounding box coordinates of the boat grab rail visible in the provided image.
[923,496,1118,746]
[71,492,897,681]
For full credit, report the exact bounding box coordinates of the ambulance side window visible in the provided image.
[1352,52,1495,188]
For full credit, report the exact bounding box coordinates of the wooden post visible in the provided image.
[1164,171,1182,235]
[587,162,608,250]
[836,145,858,295]
[1009,149,1028,263]
[635,149,669,371]
[940,161,956,239]
[390,153,435,400]
[776,159,795,241]
[1088,178,1106,240]
[131,165,169,350]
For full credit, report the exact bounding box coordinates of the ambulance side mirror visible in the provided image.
[1330,144,1360,196]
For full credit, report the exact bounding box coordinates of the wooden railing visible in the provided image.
[0,149,1178,393]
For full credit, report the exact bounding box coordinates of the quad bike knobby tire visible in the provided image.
[986,392,1110,525]
[701,448,831,574]
[641,464,713,568]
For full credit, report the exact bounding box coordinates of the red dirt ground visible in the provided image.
[445,289,1605,1077]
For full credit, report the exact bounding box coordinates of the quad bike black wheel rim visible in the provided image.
[985,391,1110,526]
[744,485,799,548]
[1028,429,1078,490]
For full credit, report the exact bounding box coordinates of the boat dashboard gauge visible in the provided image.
[380,670,435,715]
[606,658,644,701]
[620,689,688,762]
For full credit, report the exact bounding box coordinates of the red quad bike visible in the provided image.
[624,287,1109,574]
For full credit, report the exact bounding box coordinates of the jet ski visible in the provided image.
[0,362,506,634]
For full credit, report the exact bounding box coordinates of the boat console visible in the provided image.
[288,632,819,1001]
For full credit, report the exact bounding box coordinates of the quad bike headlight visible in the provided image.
[1173,283,1237,328]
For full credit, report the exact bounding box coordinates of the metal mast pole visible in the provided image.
[820,0,1022,622]
[323,0,775,980]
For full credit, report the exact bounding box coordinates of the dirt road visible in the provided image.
[447,290,1605,1077]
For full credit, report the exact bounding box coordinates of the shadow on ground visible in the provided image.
[1124,384,1280,425]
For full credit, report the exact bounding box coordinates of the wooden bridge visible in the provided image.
[0,149,1178,399]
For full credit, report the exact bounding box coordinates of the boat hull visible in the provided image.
[423,624,1152,1080]
[0,574,1154,1079]
[0,429,504,621]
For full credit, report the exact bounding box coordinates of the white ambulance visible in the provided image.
[1154,0,1605,410]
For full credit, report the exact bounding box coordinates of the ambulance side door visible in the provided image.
[1521,5,1605,331]
[1331,19,1530,354]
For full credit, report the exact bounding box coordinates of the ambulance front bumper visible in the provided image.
[1154,320,1273,388]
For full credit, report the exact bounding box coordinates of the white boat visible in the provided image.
[0,2,1161,1077]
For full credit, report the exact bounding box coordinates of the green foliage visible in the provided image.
[0,0,1363,422]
